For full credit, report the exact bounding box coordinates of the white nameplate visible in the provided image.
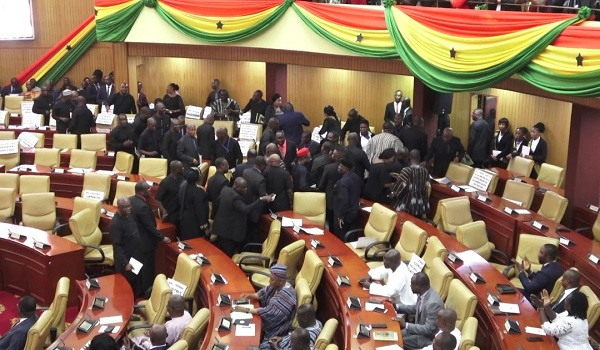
[477,195,489,202]
[35,241,47,249]
[504,206,514,214]
[83,190,105,201]
[0,139,19,155]
[589,254,599,264]
[145,180,154,186]
[293,225,301,233]
[532,221,544,230]
[469,273,479,283]
[310,239,320,249]
[21,113,42,128]
[10,232,21,239]
[589,205,599,213]
[559,237,570,246]
[407,254,426,274]
[117,175,127,181]
[96,112,115,125]
[487,294,495,305]
[167,278,187,296]
[20,101,34,114]
[53,168,65,174]
[450,185,461,192]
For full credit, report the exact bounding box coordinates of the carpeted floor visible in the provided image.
[0,290,79,336]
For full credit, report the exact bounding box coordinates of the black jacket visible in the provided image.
[212,187,262,243]
[129,195,165,253]
[319,162,342,210]
[197,123,215,160]
[243,167,267,223]
[109,213,144,272]
[177,135,200,169]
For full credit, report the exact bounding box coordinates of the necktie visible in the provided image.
[106,86,109,96]
[415,295,422,323]
[552,291,566,310]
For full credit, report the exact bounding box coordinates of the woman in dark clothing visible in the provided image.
[525,122,548,179]
[163,83,185,119]
[490,117,514,169]
[264,93,284,127]
[177,168,209,240]
[319,105,342,139]
[363,148,398,204]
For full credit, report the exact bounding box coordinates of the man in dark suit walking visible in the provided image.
[275,131,297,174]
[318,146,345,231]
[384,90,405,125]
[265,154,294,213]
[97,75,115,108]
[69,96,96,148]
[206,158,230,220]
[0,296,37,350]
[213,127,243,169]
[177,124,201,172]
[333,158,362,240]
[516,244,563,302]
[212,177,273,256]
[243,156,268,242]
[197,115,216,161]
[52,89,76,134]
[129,181,171,294]
[396,272,444,350]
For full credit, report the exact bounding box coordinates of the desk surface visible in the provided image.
[51,274,134,349]
[20,149,116,171]
[492,167,564,212]
[164,238,262,350]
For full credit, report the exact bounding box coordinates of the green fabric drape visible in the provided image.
[96,1,145,42]
[519,63,600,97]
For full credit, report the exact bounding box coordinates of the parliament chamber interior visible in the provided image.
[1,0,600,349]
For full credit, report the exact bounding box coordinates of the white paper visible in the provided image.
[95,170,116,176]
[235,323,256,337]
[0,139,19,155]
[498,302,520,314]
[239,112,251,125]
[525,326,546,336]
[301,227,324,235]
[503,198,523,207]
[83,190,105,201]
[433,177,451,184]
[49,116,56,127]
[17,132,39,149]
[20,101,34,114]
[129,257,143,275]
[468,169,494,192]
[514,209,530,215]
[0,111,7,125]
[21,113,42,128]
[86,104,98,116]
[365,302,387,312]
[458,185,478,193]
[230,312,253,321]
[407,254,426,274]
[311,126,322,143]
[99,315,123,325]
[521,146,531,157]
[202,106,212,117]
[361,206,372,213]
[239,123,259,141]
[96,112,115,125]
[355,236,375,249]
[492,150,501,157]
[167,278,187,296]
[238,140,253,156]
[281,217,302,228]
[186,105,202,120]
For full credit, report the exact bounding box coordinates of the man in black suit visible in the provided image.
[106,82,136,115]
[516,244,563,302]
[233,149,257,181]
[333,158,362,240]
[160,119,182,168]
[241,90,268,124]
[129,182,171,294]
[206,157,230,219]
[468,109,493,169]
[265,154,294,212]
[177,124,201,172]
[52,89,76,134]
[399,116,428,161]
[205,78,220,107]
[425,128,465,177]
[298,130,321,157]
[311,141,333,186]
[109,197,145,296]
[1,77,23,98]
[84,75,100,104]
[259,118,279,156]
[531,268,580,315]
[110,114,137,158]
[213,177,273,256]
[138,117,162,159]
[401,98,413,128]
[152,102,171,144]
[243,156,268,242]
[32,85,53,126]
[69,96,96,148]
[155,161,184,223]
[384,90,404,124]
[345,133,370,181]
[213,126,243,169]
[0,296,37,350]
[97,75,115,108]
[275,131,297,173]
[318,146,345,231]
[197,115,215,161]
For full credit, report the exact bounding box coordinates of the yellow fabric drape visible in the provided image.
[95,0,140,20]
[532,46,600,75]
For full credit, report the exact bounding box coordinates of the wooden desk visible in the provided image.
[20,149,116,171]
[572,204,599,239]
[0,223,85,306]
[51,274,134,349]
[2,127,111,149]
[359,199,559,350]
[162,238,262,350]
[492,167,564,212]
[260,212,403,350]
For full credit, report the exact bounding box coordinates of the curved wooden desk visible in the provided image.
[162,238,262,350]
[2,127,111,149]
[492,167,564,212]
[50,274,134,349]
[20,149,116,171]
[260,211,403,350]
[572,204,599,238]
[0,223,85,306]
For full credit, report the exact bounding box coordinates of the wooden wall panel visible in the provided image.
[133,57,266,108]
[61,43,116,87]
[451,88,572,169]
[287,65,415,132]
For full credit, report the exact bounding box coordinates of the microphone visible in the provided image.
[31,237,50,249]
[327,250,342,267]
[176,237,191,250]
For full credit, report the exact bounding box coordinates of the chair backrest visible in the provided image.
[113,181,137,206]
[550,275,564,302]
[580,285,600,329]
[34,148,60,167]
[81,134,107,151]
[31,133,45,148]
[296,250,324,296]
[206,166,217,184]
[0,173,19,190]
[4,95,24,114]
[262,220,281,263]
[69,149,97,169]
[278,240,306,283]
[213,121,235,136]
[180,308,210,349]
[0,112,9,128]
[593,214,600,243]
[515,234,559,273]
[293,277,313,328]
[456,221,493,261]
[445,279,477,330]
[147,274,172,324]
[0,188,16,222]
[445,162,474,184]
[459,316,478,350]
[19,175,50,194]
[469,168,499,193]
[22,193,56,231]
[428,257,453,301]
[69,208,102,254]
[172,253,201,300]
[139,158,168,179]
[435,196,472,233]
[507,156,535,177]
[422,236,447,274]
[167,340,188,350]
[314,318,338,350]
[52,134,78,150]
[23,310,52,350]
[537,163,565,188]
[48,277,70,338]
[0,141,20,169]
[538,191,568,223]
[502,180,535,209]
[324,345,338,350]
[396,221,427,261]
[0,130,15,139]
[82,172,111,201]
[364,203,397,243]
[113,151,134,173]
[197,162,209,186]
[73,196,102,226]
[293,192,326,227]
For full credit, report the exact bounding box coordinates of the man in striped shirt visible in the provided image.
[366,122,404,163]
[235,265,297,350]
[270,303,323,350]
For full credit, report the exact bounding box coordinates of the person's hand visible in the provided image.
[161,213,168,222]
[123,140,133,147]
[524,155,532,160]
[105,106,110,113]
[193,159,199,166]
[541,289,552,307]
[359,277,371,289]
[396,315,406,329]
[60,117,69,123]
[125,263,133,272]
[530,294,544,308]
[512,258,524,273]
[390,172,401,179]
[523,257,531,273]
[491,155,497,161]
[163,237,171,244]
[506,154,513,160]
[269,337,281,345]
[240,293,250,299]
[338,218,344,228]
[166,109,172,115]
[149,151,158,156]
[453,157,459,162]
[122,337,134,350]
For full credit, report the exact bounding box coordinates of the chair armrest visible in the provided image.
[2,215,14,224]
[240,242,263,253]
[52,222,69,235]
[424,218,437,227]
[36,306,49,311]
[372,248,393,261]
[184,297,194,315]
[502,264,517,278]
[364,241,391,261]
[443,229,455,236]
[133,303,146,309]
[81,244,106,263]
[575,227,592,234]
[344,228,364,243]
[490,249,511,265]
[127,323,152,334]
[239,255,270,268]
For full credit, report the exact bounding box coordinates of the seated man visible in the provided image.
[269,303,323,350]
[234,265,297,350]
[131,295,192,349]
[531,268,580,315]
[422,308,461,350]
[432,332,458,350]
[290,328,310,350]
[0,296,37,350]
[515,244,563,302]
[359,249,416,305]
[395,272,444,350]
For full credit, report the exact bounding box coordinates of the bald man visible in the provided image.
[212,177,274,256]
[359,249,416,305]
[432,332,457,350]
[213,127,243,169]
[148,324,167,350]
[265,154,293,212]
[425,128,465,177]
[138,117,162,158]
[468,108,493,168]
[531,268,581,315]
[422,308,461,350]
[69,95,96,147]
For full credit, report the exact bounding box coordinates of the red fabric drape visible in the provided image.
[552,25,600,48]
[296,2,387,30]
[95,0,132,6]
[159,0,284,17]
[397,5,575,37]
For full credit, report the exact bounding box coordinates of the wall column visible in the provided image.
[266,63,287,102]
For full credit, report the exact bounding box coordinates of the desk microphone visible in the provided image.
[31,237,50,250]
[212,336,227,350]
[327,250,342,267]
[53,337,74,350]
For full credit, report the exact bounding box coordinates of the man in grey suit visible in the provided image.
[177,124,201,171]
[395,272,444,350]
